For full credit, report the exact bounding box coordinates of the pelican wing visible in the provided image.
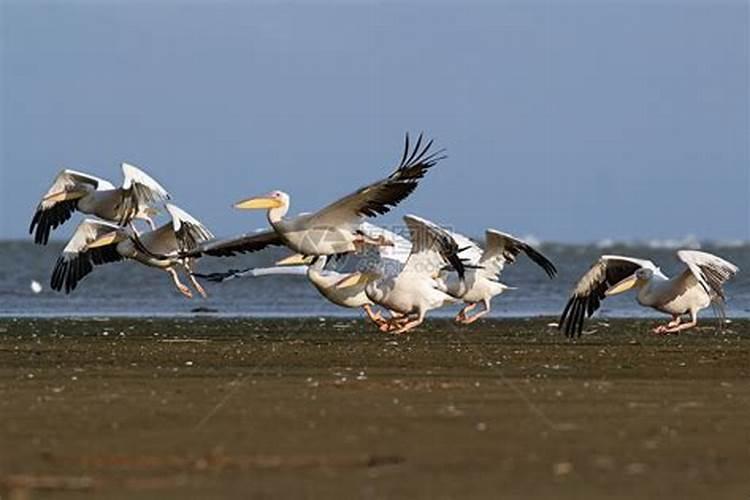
[307,133,445,227]
[559,255,654,337]
[358,221,412,266]
[445,230,484,267]
[30,169,115,245]
[165,204,214,253]
[184,229,284,258]
[676,250,739,301]
[402,215,465,280]
[50,219,124,293]
[117,163,171,225]
[478,230,557,280]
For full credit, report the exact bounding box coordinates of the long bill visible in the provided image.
[334,272,376,290]
[234,195,283,210]
[605,274,639,296]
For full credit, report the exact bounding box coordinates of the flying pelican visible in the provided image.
[30,163,170,244]
[440,230,557,324]
[192,133,444,259]
[336,215,466,334]
[50,203,213,298]
[193,222,413,326]
[559,250,739,337]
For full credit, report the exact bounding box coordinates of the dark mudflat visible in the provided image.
[1,317,748,499]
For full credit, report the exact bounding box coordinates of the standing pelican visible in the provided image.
[559,250,739,337]
[50,204,213,298]
[201,133,444,258]
[337,215,466,334]
[441,230,557,324]
[30,163,170,244]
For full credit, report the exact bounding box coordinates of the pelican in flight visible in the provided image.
[441,230,557,324]
[50,204,213,298]
[197,133,444,259]
[559,250,739,337]
[194,222,412,326]
[336,215,466,334]
[30,163,170,244]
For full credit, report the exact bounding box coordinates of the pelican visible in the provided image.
[198,133,444,258]
[50,203,213,298]
[336,215,466,334]
[30,163,170,244]
[193,222,413,326]
[440,230,557,324]
[559,250,739,337]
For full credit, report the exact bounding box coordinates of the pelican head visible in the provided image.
[234,191,289,210]
[605,268,652,296]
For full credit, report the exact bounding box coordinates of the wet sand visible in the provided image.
[1,317,749,499]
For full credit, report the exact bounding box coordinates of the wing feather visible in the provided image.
[307,133,445,226]
[559,255,654,337]
[402,215,465,280]
[50,219,124,293]
[676,250,739,301]
[479,230,557,280]
[30,170,111,244]
[184,229,285,258]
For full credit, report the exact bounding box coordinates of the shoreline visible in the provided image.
[2,318,749,499]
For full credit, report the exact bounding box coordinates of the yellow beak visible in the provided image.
[605,274,639,296]
[276,253,314,266]
[88,231,120,249]
[234,196,283,210]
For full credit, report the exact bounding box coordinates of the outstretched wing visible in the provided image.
[307,133,445,227]
[117,163,171,225]
[183,229,285,258]
[50,219,124,293]
[676,250,739,302]
[559,255,654,337]
[478,230,557,280]
[402,215,465,280]
[29,169,114,245]
[165,204,214,253]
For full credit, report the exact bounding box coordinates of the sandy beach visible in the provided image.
[1,317,749,499]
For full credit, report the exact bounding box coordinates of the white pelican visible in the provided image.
[50,204,213,298]
[30,163,170,244]
[440,230,557,324]
[193,223,413,326]
[336,215,466,334]
[207,133,444,258]
[559,250,739,337]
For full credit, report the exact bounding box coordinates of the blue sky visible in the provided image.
[1,0,748,243]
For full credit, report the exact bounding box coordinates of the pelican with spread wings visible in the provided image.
[50,204,213,298]
[441,230,557,324]
[336,215,466,334]
[194,222,413,326]
[30,163,170,244]
[191,133,444,259]
[559,250,739,337]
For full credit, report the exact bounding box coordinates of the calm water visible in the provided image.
[1,240,748,319]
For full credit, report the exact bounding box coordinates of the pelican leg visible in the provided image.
[183,261,208,298]
[663,312,698,334]
[379,314,411,333]
[455,303,477,323]
[363,304,386,326]
[461,299,491,325]
[392,311,425,334]
[167,267,193,298]
[653,315,681,334]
